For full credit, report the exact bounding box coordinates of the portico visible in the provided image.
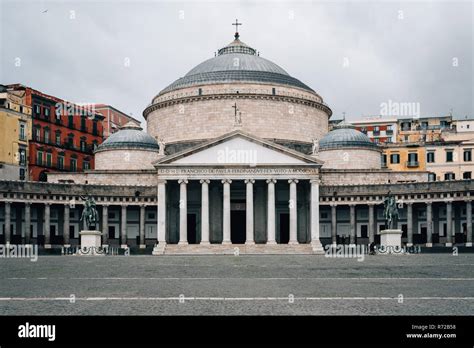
[152,131,324,255]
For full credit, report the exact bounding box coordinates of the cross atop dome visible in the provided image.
[232,19,242,39]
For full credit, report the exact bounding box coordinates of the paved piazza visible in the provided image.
[0,254,473,315]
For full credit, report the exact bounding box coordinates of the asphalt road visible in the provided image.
[0,254,473,315]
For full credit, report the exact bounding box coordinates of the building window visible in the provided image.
[44,107,50,119]
[58,156,64,170]
[83,161,90,170]
[19,149,26,166]
[390,154,400,164]
[44,128,50,144]
[19,168,25,180]
[34,127,41,142]
[55,109,61,124]
[464,150,472,162]
[427,152,435,163]
[198,88,202,96]
[446,150,454,162]
[55,132,61,145]
[19,123,26,141]
[80,139,87,152]
[68,115,74,128]
[407,153,418,167]
[444,172,455,180]
[34,105,41,116]
[67,134,74,149]
[70,158,77,172]
[80,116,87,132]
[428,173,436,181]
[46,152,52,167]
[463,172,472,180]
[381,154,387,167]
[373,126,380,136]
[37,151,43,166]
[92,121,98,135]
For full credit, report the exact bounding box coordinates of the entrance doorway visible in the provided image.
[279,213,289,244]
[187,213,198,244]
[108,226,115,240]
[231,211,246,244]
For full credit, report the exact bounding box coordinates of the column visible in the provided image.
[139,205,146,248]
[446,200,453,247]
[330,204,337,245]
[266,179,277,244]
[310,179,323,252]
[349,204,356,246]
[102,205,108,246]
[426,202,433,247]
[178,179,188,245]
[24,203,31,244]
[200,179,210,245]
[121,205,127,248]
[368,203,375,245]
[406,203,413,246]
[157,180,167,245]
[222,179,232,244]
[63,204,70,246]
[4,202,11,245]
[245,179,255,244]
[466,200,472,247]
[44,203,51,248]
[288,179,298,244]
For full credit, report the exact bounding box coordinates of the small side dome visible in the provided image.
[319,120,378,151]
[318,120,381,170]
[94,121,160,170]
[96,121,159,152]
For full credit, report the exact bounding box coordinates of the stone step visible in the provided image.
[162,243,317,255]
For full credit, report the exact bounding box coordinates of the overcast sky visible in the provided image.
[1,0,472,125]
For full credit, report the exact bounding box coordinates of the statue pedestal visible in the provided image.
[78,230,104,256]
[380,229,403,250]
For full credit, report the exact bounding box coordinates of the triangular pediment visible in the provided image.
[154,131,322,167]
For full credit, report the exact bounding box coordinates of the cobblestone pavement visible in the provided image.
[0,254,473,315]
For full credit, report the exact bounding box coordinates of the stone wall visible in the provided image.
[95,148,160,170]
[47,171,157,186]
[145,82,330,145]
[318,148,381,170]
[0,163,22,181]
[321,169,428,186]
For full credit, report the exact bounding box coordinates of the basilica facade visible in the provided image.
[1,33,472,253]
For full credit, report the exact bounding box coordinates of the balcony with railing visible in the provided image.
[406,161,419,168]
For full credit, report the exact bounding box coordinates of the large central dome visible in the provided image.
[159,37,314,94]
[144,31,331,154]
